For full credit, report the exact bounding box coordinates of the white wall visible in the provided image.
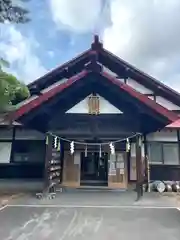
[99,96,123,114]
[66,94,123,114]
[156,96,180,110]
[103,66,118,78]
[0,142,12,163]
[127,78,153,94]
[147,130,177,142]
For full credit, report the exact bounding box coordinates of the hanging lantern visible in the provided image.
[70,141,74,155]
[126,138,130,152]
[109,142,115,155]
[54,136,58,149]
[85,145,87,157]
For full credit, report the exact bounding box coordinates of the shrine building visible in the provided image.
[0,36,180,190]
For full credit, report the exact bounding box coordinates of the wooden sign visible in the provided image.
[88,94,100,115]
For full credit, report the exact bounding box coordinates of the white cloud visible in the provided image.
[0,23,47,83]
[49,0,103,33]
[47,50,55,58]
[102,0,180,91]
[49,0,180,91]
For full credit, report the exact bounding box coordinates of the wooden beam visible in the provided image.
[10,126,16,163]
[44,134,53,190]
[177,130,180,164]
[143,134,149,191]
[50,130,136,138]
[136,135,143,200]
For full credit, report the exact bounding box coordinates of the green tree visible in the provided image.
[0,0,30,112]
[0,0,30,23]
[0,69,30,112]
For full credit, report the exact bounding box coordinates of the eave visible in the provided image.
[166,119,180,129]
[100,48,180,105]
[8,69,178,126]
[28,49,92,92]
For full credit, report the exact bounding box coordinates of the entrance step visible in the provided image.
[80,180,108,187]
[63,186,126,192]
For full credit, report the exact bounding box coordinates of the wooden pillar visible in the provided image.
[143,134,149,191]
[44,134,53,190]
[10,126,16,163]
[136,134,143,200]
[177,130,180,164]
[60,140,64,184]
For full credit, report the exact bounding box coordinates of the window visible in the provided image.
[0,142,12,163]
[148,143,162,163]
[13,140,45,163]
[0,128,13,140]
[148,143,179,165]
[163,144,179,165]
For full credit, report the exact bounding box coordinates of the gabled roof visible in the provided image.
[27,35,180,106]
[28,49,91,91]
[100,48,180,102]
[166,118,180,128]
[10,68,178,124]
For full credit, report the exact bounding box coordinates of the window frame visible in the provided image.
[12,139,46,163]
[147,142,180,165]
[162,143,179,165]
[148,142,163,164]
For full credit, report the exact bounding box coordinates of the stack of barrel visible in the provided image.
[151,181,180,193]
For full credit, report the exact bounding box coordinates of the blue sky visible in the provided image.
[1,0,180,91]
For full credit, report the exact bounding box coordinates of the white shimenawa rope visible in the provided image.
[47,132,141,146]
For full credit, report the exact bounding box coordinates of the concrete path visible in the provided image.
[0,205,180,240]
[0,191,180,240]
[6,190,180,207]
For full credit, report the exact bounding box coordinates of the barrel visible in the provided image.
[152,181,166,193]
[165,183,172,192]
[172,182,180,192]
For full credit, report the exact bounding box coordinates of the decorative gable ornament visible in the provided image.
[88,94,100,115]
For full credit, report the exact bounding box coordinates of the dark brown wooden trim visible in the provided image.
[60,140,64,183]
[144,93,154,97]
[10,126,16,163]
[143,134,148,182]
[172,110,180,114]
[0,140,12,143]
[136,135,143,199]
[177,130,180,164]
[44,134,53,189]
[147,141,178,144]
